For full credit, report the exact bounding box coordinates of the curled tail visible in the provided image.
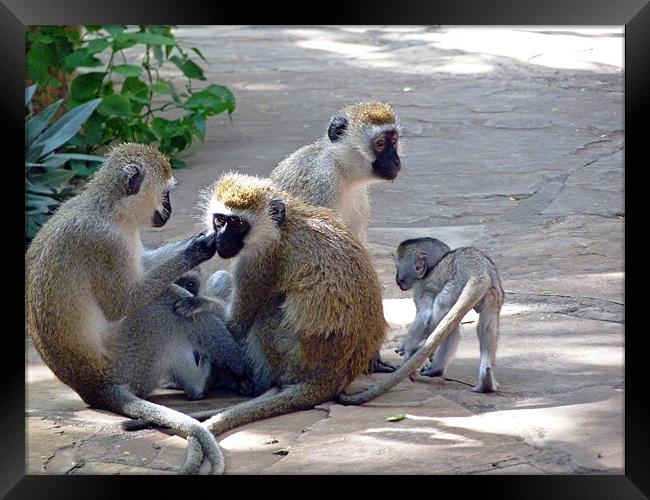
[338,278,484,405]
[182,384,324,474]
[96,384,225,475]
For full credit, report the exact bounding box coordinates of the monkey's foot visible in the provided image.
[472,368,498,393]
[369,357,397,373]
[420,365,444,378]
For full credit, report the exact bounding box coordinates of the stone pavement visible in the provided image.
[26,26,624,474]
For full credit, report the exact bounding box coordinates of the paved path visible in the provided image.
[26,26,624,474]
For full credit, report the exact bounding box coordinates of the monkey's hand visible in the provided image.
[184,232,218,267]
[174,297,209,318]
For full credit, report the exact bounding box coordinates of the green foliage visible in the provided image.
[25,25,236,241]
[25,85,103,240]
[26,25,236,160]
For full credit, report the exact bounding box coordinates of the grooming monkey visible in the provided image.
[126,172,388,473]
[339,241,504,406]
[25,143,224,474]
[270,101,402,373]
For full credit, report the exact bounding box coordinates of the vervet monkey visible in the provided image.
[271,101,402,373]
[126,172,388,473]
[25,143,224,474]
[339,241,504,405]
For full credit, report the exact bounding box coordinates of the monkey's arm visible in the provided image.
[225,271,276,340]
[142,234,201,270]
[174,295,228,319]
[96,232,217,321]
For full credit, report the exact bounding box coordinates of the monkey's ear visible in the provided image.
[124,165,145,196]
[269,199,286,226]
[328,116,348,142]
[415,250,427,278]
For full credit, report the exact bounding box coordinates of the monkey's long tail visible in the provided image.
[182,384,323,474]
[338,279,484,406]
[98,384,225,475]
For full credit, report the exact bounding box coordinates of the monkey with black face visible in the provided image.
[339,240,504,405]
[271,101,402,373]
[25,143,224,474]
[125,172,388,473]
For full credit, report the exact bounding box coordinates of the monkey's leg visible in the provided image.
[97,385,225,474]
[420,325,461,377]
[472,293,500,393]
[181,384,326,474]
[339,278,485,405]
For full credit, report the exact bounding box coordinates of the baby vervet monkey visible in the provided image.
[339,238,504,405]
[25,143,224,474]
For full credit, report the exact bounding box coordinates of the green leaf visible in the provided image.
[191,47,208,64]
[112,32,137,51]
[69,160,98,178]
[26,193,60,210]
[132,32,176,46]
[25,84,37,108]
[103,25,126,38]
[98,94,133,117]
[86,38,111,54]
[112,64,143,77]
[46,153,104,163]
[70,72,106,101]
[170,55,205,80]
[85,25,102,32]
[192,113,206,141]
[386,414,407,422]
[78,112,104,146]
[150,80,174,95]
[32,98,103,156]
[170,158,188,169]
[33,168,76,188]
[26,144,45,163]
[64,50,103,70]
[26,99,64,145]
[25,179,54,195]
[184,85,235,116]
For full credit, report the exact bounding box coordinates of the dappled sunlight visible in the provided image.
[362,424,483,447]
[295,39,387,60]
[383,298,530,326]
[380,27,623,72]
[220,428,276,451]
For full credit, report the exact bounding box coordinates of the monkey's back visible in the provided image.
[271,138,340,209]
[428,247,504,305]
[261,204,387,394]
[25,195,114,399]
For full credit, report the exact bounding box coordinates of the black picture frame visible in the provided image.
[7,1,644,497]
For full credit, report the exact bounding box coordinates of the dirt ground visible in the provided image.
[26,26,624,475]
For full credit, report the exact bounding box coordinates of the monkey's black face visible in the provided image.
[152,191,172,228]
[371,131,401,180]
[213,213,251,259]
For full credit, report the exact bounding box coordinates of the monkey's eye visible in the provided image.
[214,214,227,226]
[231,217,249,232]
[375,138,385,149]
[391,136,398,146]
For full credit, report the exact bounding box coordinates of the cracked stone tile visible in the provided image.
[263,396,537,474]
